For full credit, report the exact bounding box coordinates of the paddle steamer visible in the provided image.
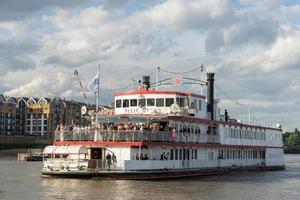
[41,69,284,179]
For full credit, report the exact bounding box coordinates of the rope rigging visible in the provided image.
[214,84,247,107]
[199,65,248,107]
[158,65,204,75]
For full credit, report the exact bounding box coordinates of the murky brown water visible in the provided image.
[0,155,300,200]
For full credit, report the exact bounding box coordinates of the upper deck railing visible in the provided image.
[239,119,281,129]
[54,130,220,144]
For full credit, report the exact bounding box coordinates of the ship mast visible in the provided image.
[74,69,89,106]
[96,64,100,113]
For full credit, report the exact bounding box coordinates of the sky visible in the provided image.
[0,0,299,131]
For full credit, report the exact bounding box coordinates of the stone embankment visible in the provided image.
[0,136,51,152]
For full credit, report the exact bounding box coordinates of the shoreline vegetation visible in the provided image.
[283,128,300,154]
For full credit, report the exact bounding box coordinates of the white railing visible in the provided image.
[43,158,125,171]
[43,159,89,171]
[240,120,281,129]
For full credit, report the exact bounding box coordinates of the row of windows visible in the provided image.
[116,97,202,110]
[0,113,14,118]
[116,98,175,108]
[166,148,266,161]
[218,149,265,160]
[26,114,47,118]
[169,148,198,160]
[26,120,47,125]
[224,128,266,140]
[26,126,47,131]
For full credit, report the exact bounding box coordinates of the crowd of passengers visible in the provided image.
[100,123,202,134]
[55,122,202,134]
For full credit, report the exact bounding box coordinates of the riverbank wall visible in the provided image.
[284,146,300,154]
[0,136,51,151]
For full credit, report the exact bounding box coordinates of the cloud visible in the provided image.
[4,71,76,98]
[234,27,300,72]
[0,0,300,131]
[0,0,86,21]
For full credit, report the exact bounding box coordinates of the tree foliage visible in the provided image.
[284,128,300,146]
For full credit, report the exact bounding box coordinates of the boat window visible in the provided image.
[262,151,265,159]
[123,99,129,107]
[116,100,122,108]
[183,98,189,107]
[191,149,194,159]
[176,98,183,107]
[176,97,188,107]
[138,99,146,107]
[175,149,178,160]
[130,99,137,107]
[156,98,164,107]
[147,98,155,106]
[165,98,174,107]
[179,149,182,160]
[194,149,197,159]
[170,149,174,160]
[198,100,202,110]
[192,99,197,109]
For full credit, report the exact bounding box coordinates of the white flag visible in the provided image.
[88,72,99,93]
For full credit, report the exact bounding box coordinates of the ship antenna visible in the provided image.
[96,64,100,113]
[156,66,160,91]
[200,64,204,95]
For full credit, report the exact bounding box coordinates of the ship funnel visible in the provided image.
[143,76,151,90]
[207,73,215,120]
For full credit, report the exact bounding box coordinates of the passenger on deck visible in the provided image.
[106,153,112,170]
[112,153,117,168]
[144,154,149,160]
[172,128,177,142]
[73,124,80,140]
[161,152,165,160]
[59,123,64,141]
[140,124,144,133]
[165,152,169,160]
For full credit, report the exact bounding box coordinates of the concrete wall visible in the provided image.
[0,136,51,150]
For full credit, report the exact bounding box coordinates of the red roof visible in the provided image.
[114,90,206,99]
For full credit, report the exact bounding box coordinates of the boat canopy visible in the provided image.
[43,145,88,154]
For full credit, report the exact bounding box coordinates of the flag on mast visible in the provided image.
[87,71,99,93]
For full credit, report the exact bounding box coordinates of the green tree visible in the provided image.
[287,133,300,146]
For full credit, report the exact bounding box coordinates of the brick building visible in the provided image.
[0,95,92,139]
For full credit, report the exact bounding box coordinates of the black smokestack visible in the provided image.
[225,109,228,122]
[207,73,215,120]
[143,76,150,90]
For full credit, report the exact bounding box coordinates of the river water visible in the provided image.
[0,154,299,200]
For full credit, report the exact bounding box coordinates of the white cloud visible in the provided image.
[235,27,300,72]
[0,0,300,130]
[4,71,76,98]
